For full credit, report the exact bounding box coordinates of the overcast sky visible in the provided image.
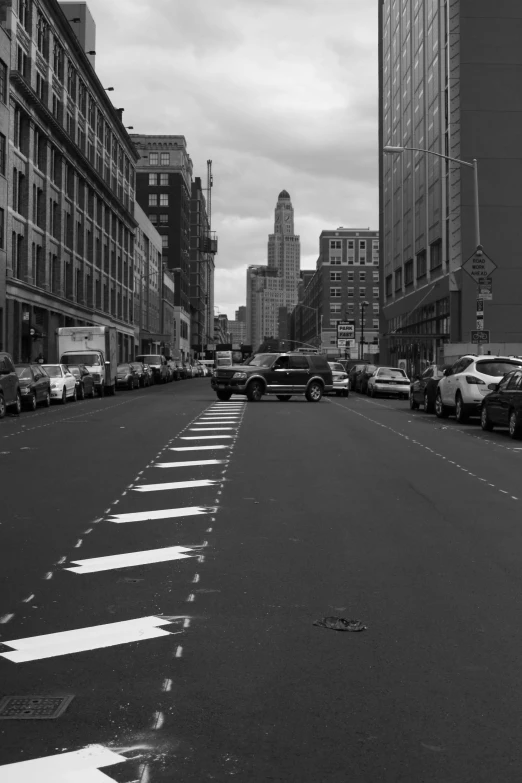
[88,0,379,320]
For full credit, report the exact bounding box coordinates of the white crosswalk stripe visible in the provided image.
[65,545,194,574]
[170,445,230,451]
[0,745,128,783]
[132,479,218,492]
[181,435,233,440]
[108,506,212,523]
[156,459,226,467]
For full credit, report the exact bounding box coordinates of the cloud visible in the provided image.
[88,0,378,319]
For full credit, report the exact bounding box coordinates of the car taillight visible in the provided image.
[465,375,485,385]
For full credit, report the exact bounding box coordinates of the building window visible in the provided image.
[347,271,354,281]
[329,254,341,264]
[160,194,168,206]
[430,241,442,270]
[404,259,413,286]
[385,275,392,297]
[359,240,366,250]
[53,42,64,82]
[67,63,77,100]
[0,60,6,103]
[36,70,45,101]
[37,13,48,57]
[373,286,379,298]
[394,268,402,291]
[88,96,96,127]
[330,287,341,298]
[348,240,354,250]
[416,250,427,278]
[149,194,158,206]
[159,214,168,224]
[148,173,157,186]
[160,173,168,185]
[0,207,4,249]
[149,214,157,224]
[330,303,341,313]
[160,152,170,165]
[78,80,87,115]
[359,255,366,265]
[360,271,366,281]
[0,133,5,176]
[330,239,341,249]
[149,152,159,166]
[373,303,379,313]
[359,287,366,297]
[330,271,341,281]
[373,319,379,329]
[373,271,379,281]
[19,0,30,31]
[162,236,168,249]
[347,287,354,298]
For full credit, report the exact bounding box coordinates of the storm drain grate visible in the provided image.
[0,695,74,719]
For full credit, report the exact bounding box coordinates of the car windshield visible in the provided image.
[16,367,32,379]
[137,355,160,365]
[44,365,62,377]
[244,354,277,368]
[61,353,100,365]
[329,363,345,372]
[476,360,522,376]
[378,368,407,378]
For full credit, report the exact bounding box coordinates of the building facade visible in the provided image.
[131,134,193,361]
[5,0,139,364]
[379,0,522,371]
[0,18,10,352]
[245,264,283,351]
[293,228,380,359]
[227,318,246,345]
[267,189,300,312]
[190,175,215,358]
[133,202,164,354]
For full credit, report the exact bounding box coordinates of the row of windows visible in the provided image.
[149,194,169,206]
[148,214,168,225]
[328,257,379,266]
[384,242,442,297]
[330,271,379,281]
[149,173,169,186]
[329,316,380,329]
[330,239,379,250]
[329,303,379,316]
[330,287,379,298]
[148,152,171,166]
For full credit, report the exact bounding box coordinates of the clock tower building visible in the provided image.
[267,190,301,311]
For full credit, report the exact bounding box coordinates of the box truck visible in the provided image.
[56,326,118,396]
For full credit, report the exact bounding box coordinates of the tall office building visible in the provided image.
[267,189,300,310]
[131,134,193,360]
[379,0,522,370]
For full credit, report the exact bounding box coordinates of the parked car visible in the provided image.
[0,352,22,417]
[348,363,367,392]
[116,363,140,390]
[409,364,449,413]
[357,364,378,394]
[211,352,333,402]
[130,361,150,388]
[435,355,522,422]
[328,362,349,397]
[367,366,410,399]
[15,363,51,410]
[66,364,95,400]
[43,364,77,404]
[480,368,522,438]
[135,354,169,384]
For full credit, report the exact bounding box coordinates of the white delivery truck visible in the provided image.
[56,326,118,396]
[215,350,233,368]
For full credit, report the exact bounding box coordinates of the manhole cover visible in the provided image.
[0,695,74,719]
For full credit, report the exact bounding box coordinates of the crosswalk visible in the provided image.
[0,396,247,777]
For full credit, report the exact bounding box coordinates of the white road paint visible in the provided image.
[0,744,128,782]
[108,506,213,523]
[65,545,195,574]
[155,460,226,468]
[132,479,218,492]
[170,445,230,451]
[189,427,235,431]
[162,678,173,692]
[181,435,233,440]
[0,616,181,663]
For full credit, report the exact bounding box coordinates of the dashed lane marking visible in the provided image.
[65,545,195,574]
[170,445,231,451]
[132,479,218,492]
[181,435,234,440]
[0,615,188,663]
[155,460,227,468]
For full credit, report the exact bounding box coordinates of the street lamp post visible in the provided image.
[294,303,320,350]
[359,300,369,360]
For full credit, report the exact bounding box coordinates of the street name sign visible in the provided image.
[463,249,497,283]
[471,330,490,344]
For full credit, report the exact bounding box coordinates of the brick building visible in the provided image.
[5,0,138,364]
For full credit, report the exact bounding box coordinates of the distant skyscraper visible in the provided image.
[267,190,301,310]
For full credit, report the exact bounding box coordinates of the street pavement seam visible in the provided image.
[0,393,248,778]
[329,399,520,502]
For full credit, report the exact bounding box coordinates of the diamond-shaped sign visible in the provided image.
[462,249,497,283]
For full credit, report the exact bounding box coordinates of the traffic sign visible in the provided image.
[471,330,490,344]
[337,320,355,340]
[337,339,347,348]
[476,300,484,314]
[478,277,493,300]
[462,248,497,283]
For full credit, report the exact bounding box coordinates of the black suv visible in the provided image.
[210,352,333,402]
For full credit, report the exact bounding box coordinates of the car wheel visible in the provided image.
[509,410,522,439]
[246,380,264,402]
[455,393,469,423]
[480,404,494,432]
[424,391,434,414]
[72,386,77,402]
[276,395,292,401]
[216,390,232,401]
[44,390,51,407]
[435,391,449,418]
[409,391,419,410]
[0,394,5,419]
[60,387,67,404]
[27,392,37,411]
[78,384,85,400]
[305,381,323,403]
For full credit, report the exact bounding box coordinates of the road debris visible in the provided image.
[313,616,367,632]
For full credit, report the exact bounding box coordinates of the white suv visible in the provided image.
[435,355,522,422]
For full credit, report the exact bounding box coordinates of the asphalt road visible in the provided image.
[1,381,522,782]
